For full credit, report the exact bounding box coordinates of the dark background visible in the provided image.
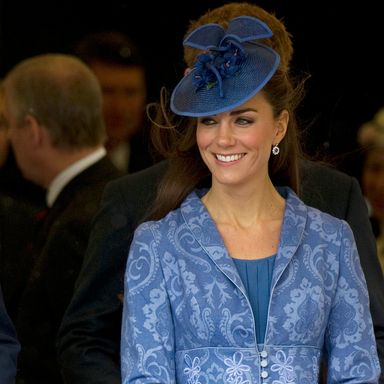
[1,0,383,170]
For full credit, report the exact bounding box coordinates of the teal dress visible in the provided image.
[232,255,276,344]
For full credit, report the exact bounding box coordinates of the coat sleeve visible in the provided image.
[325,221,381,383]
[121,223,175,383]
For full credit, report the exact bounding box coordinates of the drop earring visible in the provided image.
[272,144,280,155]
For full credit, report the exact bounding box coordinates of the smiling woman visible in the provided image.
[120,6,381,384]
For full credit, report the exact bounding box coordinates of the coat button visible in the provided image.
[260,359,268,367]
[261,370,268,378]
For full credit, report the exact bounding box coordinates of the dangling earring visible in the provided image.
[272,144,280,155]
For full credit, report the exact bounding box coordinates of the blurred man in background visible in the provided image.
[73,31,156,173]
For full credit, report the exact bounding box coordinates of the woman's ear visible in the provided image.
[275,110,289,142]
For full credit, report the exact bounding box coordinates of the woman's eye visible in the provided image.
[236,117,252,125]
[199,118,216,126]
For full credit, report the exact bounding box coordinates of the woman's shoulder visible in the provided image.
[136,203,186,232]
[134,189,205,236]
[285,186,350,231]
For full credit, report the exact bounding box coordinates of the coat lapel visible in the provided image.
[180,190,244,290]
[271,187,308,288]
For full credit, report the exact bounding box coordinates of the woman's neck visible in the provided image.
[201,180,285,229]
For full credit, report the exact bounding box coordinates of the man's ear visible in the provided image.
[24,114,45,148]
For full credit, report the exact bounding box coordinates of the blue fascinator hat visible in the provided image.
[170,16,280,117]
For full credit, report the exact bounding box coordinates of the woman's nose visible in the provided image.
[216,124,235,146]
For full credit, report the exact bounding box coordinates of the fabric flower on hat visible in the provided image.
[192,42,245,96]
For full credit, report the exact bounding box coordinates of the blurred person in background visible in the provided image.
[0,81,45,210]
[356,108,384,272]
[1,53,123,383]
[0,86,39,320]
[73,30,157,173]
[0,84,24,384]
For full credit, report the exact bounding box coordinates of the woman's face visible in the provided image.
[196,92,288,189]
[362,147,384,222]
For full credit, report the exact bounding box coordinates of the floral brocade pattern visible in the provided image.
[121,187,381,383]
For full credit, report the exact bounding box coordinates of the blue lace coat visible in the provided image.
[121,187,381,383]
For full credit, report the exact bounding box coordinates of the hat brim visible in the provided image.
[171,43,280,117]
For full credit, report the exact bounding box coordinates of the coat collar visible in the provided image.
[180,187,308,289]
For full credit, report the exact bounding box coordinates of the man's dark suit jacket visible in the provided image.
[13,156,122,384]
[0,194,32,384]
[0,194,39,321]
[0,150,46,210]
[127,132,157,174]
[0,281,20,384]
[57,159,384,384]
